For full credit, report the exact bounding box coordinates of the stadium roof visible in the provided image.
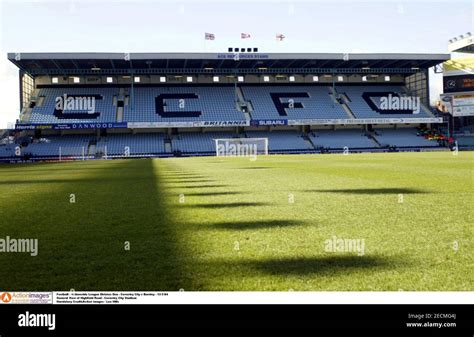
[8,52,450,75]
[448,34,474,53]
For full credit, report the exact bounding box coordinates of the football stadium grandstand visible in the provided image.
[3,51,469,161]
[437,33,474,150]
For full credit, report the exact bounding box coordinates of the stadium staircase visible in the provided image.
[115,88,127,122]
[235,87,253,120]
[329,87,356,119]
[367,132,382,147]
[20,107,32,123]
[164,136,172,153]
[20,89,42,122]
[422,103,436,118]
[402,87,436,118]
[87,140,97,157]
[116,105,124,122]
[302,134,317,150]
[307,131,319,149]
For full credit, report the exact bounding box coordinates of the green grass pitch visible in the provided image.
[0,151,472,291]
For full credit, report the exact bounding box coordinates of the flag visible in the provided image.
[205,32,215,40]
[276,33,285,41]
[241,33,251,39]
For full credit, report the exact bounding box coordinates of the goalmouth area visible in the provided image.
[0,151,472,291]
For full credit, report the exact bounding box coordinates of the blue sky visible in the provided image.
[0,0,472,127]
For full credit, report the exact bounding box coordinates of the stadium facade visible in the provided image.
[1,51,459,161]
[439,33,474,149]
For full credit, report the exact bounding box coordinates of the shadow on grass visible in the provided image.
[0,179,77,185]
[181,202,270,209]
[222,255,405,276]
[0,166,130,174]
[162,179,215,184]
[178,191,244,197]
[0,159,189,291]
[0,176,157,185]
[211,219,307,230]
[238,167,273,170]
[176,184,229,189]
[305,188,430,194]
[161,173,206,178]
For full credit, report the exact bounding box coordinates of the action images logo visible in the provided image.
[1,292,12,303]
[0,292,52,304]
